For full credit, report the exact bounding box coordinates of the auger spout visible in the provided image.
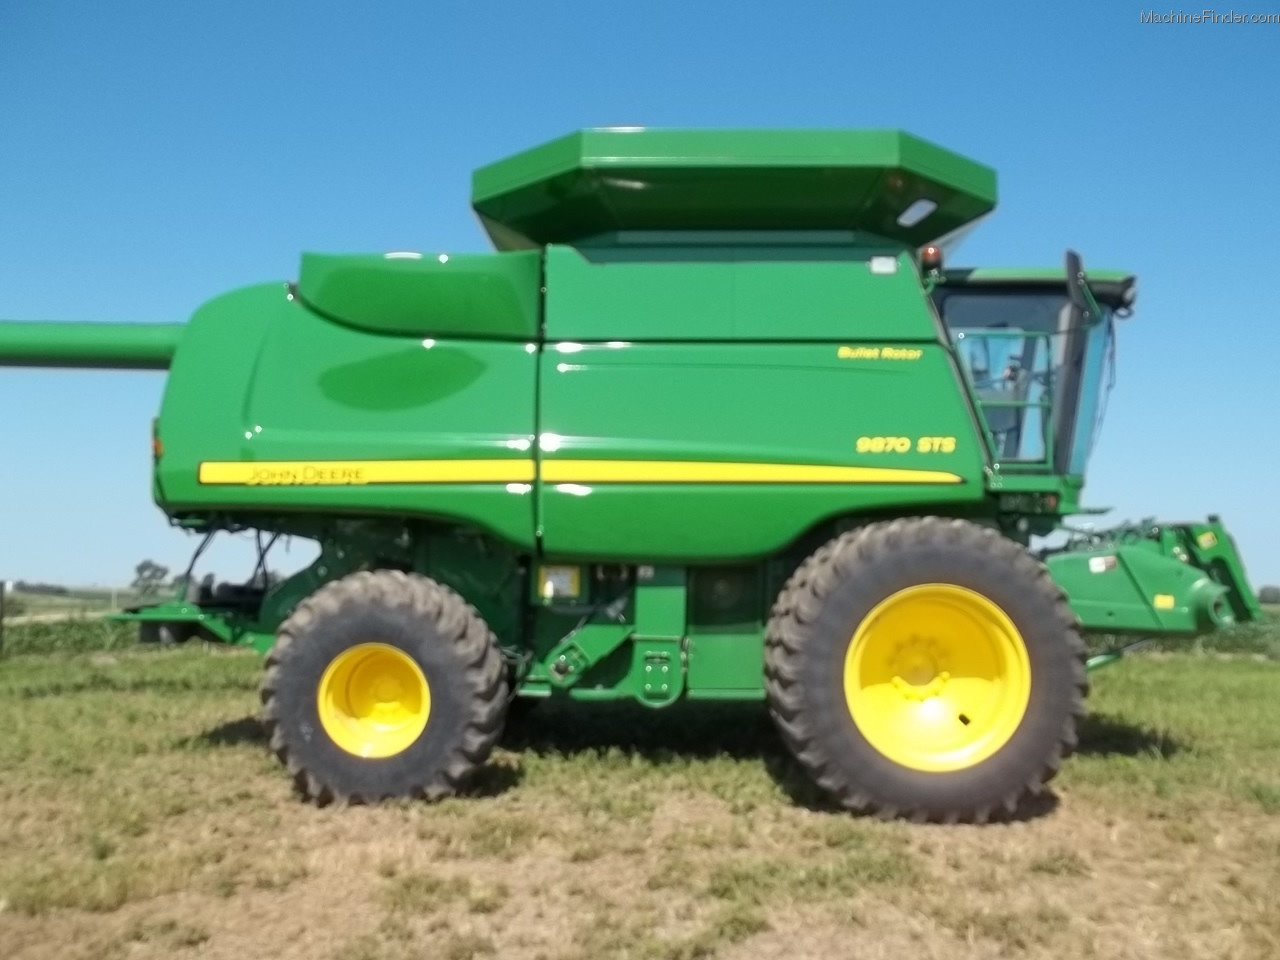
[0,320,183,370]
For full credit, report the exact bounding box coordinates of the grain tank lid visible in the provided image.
[470,127,998,251]
[294,250,542,339]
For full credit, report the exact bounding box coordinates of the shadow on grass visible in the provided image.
[184,699,1180,822]
[499,699,1064,823]
[188,703,794,807]
[177,716,265,750]
[458,762,525,799]
[1076,711,1185,759]
[181,714,525,801]
[499,698,776,761]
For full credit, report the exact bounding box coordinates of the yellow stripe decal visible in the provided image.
[198,460,536,486]
[197,458,964,486]
[540,460,964,485]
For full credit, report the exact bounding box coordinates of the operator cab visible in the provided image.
[930,253,1135,478]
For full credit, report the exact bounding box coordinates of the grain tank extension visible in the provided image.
[0,128,1262,823]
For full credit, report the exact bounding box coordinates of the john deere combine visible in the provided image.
[0,128,1262,822]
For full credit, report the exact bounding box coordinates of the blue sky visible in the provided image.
[1,1,1277,589]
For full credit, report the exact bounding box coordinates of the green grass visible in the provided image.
[3,617,1280,959]
[1086,605,1280,659]
[1,619,138,655]
[5,587,145,617]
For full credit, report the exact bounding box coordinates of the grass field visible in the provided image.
[2,615,1280,960]
[3,588,145,622]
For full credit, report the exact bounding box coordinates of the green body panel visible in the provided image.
[471,128,996,251]
[0,321,183,369]
[685,631,767,699]
[542,243,941,341]
[153,283,539,551]
[536,340,985,560]
[513,564,764,703]
[295,250,542,339]
[415,532,527,652]
[684,564,769,698]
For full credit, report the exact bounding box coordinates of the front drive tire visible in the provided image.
[765,517,1088,823]
[260,569,508,804]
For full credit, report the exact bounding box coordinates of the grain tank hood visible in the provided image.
[293,249,542,340]
[469,127,998,250]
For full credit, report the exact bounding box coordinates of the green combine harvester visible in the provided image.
[0,128,1263,823]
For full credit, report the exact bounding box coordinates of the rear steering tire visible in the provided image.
[765,516,1087,823]
[260,569,508,804]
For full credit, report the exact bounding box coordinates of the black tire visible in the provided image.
[260,569,508,804]
[764,516,1087,823]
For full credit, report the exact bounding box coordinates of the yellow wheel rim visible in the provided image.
[317,643,431,759]
[843,584,1031,773]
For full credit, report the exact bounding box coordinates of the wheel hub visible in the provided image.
[890,636,950,694]
[317,642,432,759]
[373,676,403,702]
[843,584,1031,772]
[891,670,951,702]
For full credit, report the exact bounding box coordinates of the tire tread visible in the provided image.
[763,516,1088,823]
[259,569,507,805]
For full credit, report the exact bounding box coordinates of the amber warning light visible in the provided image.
[920,245,943,272]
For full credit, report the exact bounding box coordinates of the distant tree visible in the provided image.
[131,560,171,598]
[1260,585,1280,605]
